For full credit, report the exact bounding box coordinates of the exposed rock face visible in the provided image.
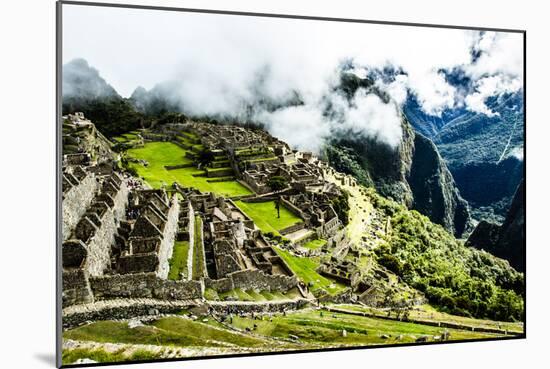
[465,221,501,249]
[62,114,114,163]
[406,92,524,223]
[328,117,414,206]
[328,118,471,238]
[408,133,471,238]
[466,180,525,272]
[498,180,525,268]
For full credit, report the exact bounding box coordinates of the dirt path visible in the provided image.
[323,170,375,246]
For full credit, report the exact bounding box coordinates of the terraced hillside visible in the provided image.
[61,117,524,366]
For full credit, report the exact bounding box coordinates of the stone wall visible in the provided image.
[318,216,341,238]
[156,196,180,279]
[204,277,233,293]
[280,198,308,221]
[206,269,297,294]
[117,252,159,274]
[186,202,195,280]
[230,270,297,292]
[279,222,306,236]
[62,299,200,329]
[62,269,93,307]
[208,299,309,315]
[89,273,203,300]
[62,172,98,241]
[84,181,129,276]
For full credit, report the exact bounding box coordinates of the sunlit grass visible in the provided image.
[235,200,301,235]
[126,142,251,197]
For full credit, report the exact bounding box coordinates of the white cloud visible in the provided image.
[507,146,524,161]
[62,5,523,150]
[465,74,522,116]
[463,32,524,115]
[256,105,331,152]
[467,32,523,79]
[344,91,403,147]
[376,74,408,106]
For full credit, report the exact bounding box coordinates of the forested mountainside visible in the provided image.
[405,92,524,223]
[62,59,524,274]
[326,73,471,238]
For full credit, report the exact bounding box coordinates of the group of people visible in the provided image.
[125,177,142,190]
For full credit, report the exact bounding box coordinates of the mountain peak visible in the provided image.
[63,58,120,100]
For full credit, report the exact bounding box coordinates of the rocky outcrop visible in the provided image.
[328,117,415,207]
[408,133,471,238]
[497,180,525,270]
[466,180,525,272]
[465,220,501,249]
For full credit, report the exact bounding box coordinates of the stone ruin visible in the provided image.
[61,119,301,309]
[62,116,410,315]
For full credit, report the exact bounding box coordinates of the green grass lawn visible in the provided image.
[234,201,301,235]
[302,239,327,250]
[334,304,523,334]
[192,216,205,280]
[63,317,274,349]
[126,142,251,197]
[62,347,158,365]
[168,241,189,280]
[62,311,505,363]
[273,247,346,296]
[227,309,503,346]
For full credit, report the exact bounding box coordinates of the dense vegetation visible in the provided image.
[62,96,187,137]
[368,188,524,322]
[407,92,524,221]
[62,97,144,137]
[267,175,288,192]
[330,190,351,226]
[324,144,372,187]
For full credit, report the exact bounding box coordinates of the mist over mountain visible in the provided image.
[129,82,182,117]
[62,55,523,239]
[63,58,120,100]
[62,59,143,136]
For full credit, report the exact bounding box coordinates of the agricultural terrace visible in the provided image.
[234,200,302,235]
[274,247,346,296]
[204,287,302,302]
[125,142,252,197]
[302,239,327,250]
[62,310,504,364]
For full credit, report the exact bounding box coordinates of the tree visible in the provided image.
[197,150,215,167]
[267,176,288,192]
[274,198,281,219]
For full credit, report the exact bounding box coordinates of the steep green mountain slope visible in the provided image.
[326,120,471,238]
[368,189,523,321]
[407,92,524,223]
[466,180,525,272]
[326,73,472,238]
